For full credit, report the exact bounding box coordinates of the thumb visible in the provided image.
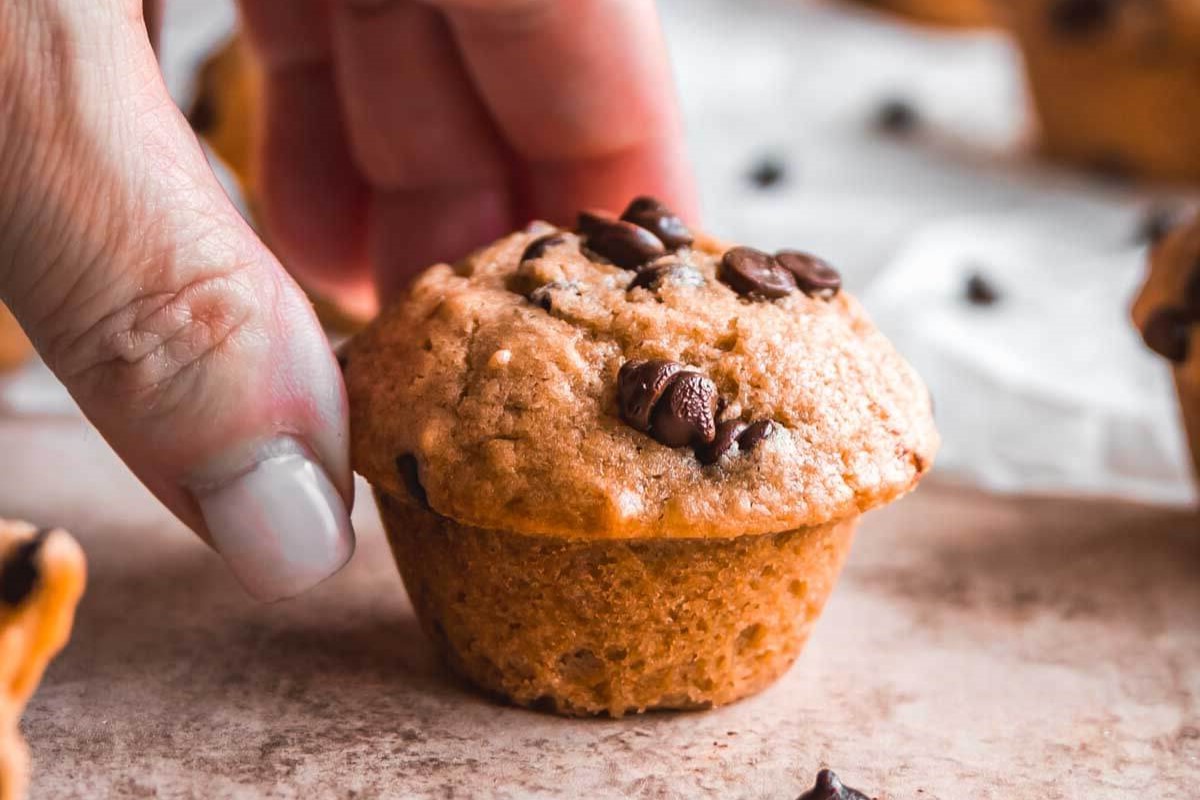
[0,1,354,600]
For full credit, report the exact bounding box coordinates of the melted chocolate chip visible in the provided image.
[578,211,666,270]
[738,419,776,452]
[650,371,719,447]
[776,251,841,298]
[395,454,430,510]
[875,98,918,134]
[617,360,684,432]
[697,419,749,465]
[794,769,873,800]
[965,272,999,306]
[627,260,704,292]
[720,247,797,299]
[749,157,787,189]
[1048,0,1116,36]
[520,233,568,263]
[620,196,694,250]
[1142,307,1193,363]
[1,530,48,607]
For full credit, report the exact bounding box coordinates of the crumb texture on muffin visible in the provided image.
[345,216,937,540]
[377,491,856,717]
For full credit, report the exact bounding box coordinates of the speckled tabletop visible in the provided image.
[4,416,1197,799]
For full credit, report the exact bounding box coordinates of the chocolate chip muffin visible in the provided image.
[1009,0,1200,181]
[1133,209,1200,481]
[848,0,995,27]
[343,197,938,716]
[0,521,86,800]
[0,305,31,374]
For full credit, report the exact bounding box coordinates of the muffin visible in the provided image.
[0,305,31,374]
[0,522,86,800]
[847,0,995,27]
[1008,0,1200,181]
[1133,209,1200,480]
[343,197,938,716]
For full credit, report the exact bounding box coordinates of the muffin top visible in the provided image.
[1133,209,1200,374]
[344,198,937,540]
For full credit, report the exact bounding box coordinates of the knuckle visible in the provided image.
[54,268,261,421]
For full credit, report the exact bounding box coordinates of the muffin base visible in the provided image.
[845,0,994,27]
[375,490,857,717]
[1011,13,1200,182]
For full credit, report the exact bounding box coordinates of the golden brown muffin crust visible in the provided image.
[345,220,937,540]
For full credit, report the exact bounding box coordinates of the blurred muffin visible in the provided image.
[1009,0,1200,181]
[0,305,31,374]
[343,197,938,716]
[0,522,86,800]
[847,0,995,27]
[1133,210,1200,481]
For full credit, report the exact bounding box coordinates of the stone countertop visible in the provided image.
[4,416,1197,799]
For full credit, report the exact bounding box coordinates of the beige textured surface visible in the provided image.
[1009,0,1200,181]
[344,225,937,541]
[376,489,856,716]
[0,522,85,800]
[3,416,1197,799]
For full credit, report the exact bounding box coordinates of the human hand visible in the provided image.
[0,0,695,601]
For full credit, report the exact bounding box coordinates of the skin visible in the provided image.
[0,0,696,581]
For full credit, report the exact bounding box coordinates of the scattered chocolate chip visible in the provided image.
[617,360,684,432]
[697,419,749,465]
[748,156,787,189]
[1136,206,1183,246]
[578,211,666,270]
[1142,307,1193,363]
[627,259,704,292]
[395,454,430,510]
[720,247,797,300]
[528,280,580,313]
[520,233,568,263]
[776,251,841,299]
[875,98,918,134]
[620,196,694,250]
[964,272,1000,306]
[1048,0,1116,36]
[650,371,719,447]
[795,769,873,800]
[1,530,48,607]
[737,419,776,452]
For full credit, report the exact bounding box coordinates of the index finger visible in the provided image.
[432,0,700,225]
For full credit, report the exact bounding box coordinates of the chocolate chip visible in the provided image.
[619,196,694,250]
[627,260,705,292]
[650,371,719,447]
[964,272,999,306]
[578,211,666,269]
[875,98,918,134]
[737,419,776,452]
[1136,207,1183,246]
[1142,307,1193,363]
[617,360,684,432]
[776,251,841,299]
[1048,0,1116,36]
[395,454,430,510]
[1,530,48,607]
[696,419,749,465]
[520,233,568,264]
[720,247,797,300]
[186,93,216,135]
[794,769,872,800]
[749,157,787,189]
